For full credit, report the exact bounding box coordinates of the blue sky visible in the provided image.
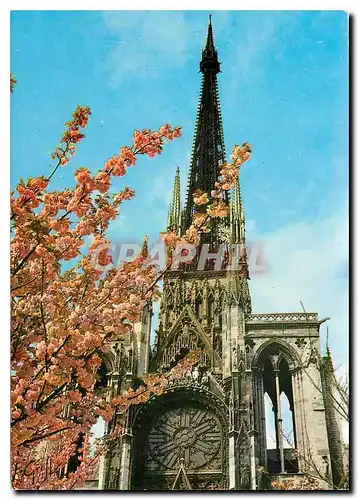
[11,11,348,375]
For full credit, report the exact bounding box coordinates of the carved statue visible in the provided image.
[201,371,209,385]
[232,346,238,371]
[192,366,200,383]
[228,397,235,429]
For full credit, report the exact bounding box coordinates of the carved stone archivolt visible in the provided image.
[165,371,225,403]
[251,338,300,371]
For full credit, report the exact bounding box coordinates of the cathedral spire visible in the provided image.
[167,167,181,232]
[183,17,227,248]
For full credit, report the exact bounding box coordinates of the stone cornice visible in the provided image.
[245,327,319,335]
[245,312,319,332]
[247,312,318,322]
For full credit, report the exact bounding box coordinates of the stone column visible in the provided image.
[228,428,237,489]
[292,368,307,471]
[202,287,208,322]
[143,304,152,375]
[252,368,266,466]
[228,375,240,490]
[274,369,285,473]
[222,305,231,379]
[259,372,267,466]
[249,429,257,490]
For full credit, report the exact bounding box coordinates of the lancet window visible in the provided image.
[255,343,299,474]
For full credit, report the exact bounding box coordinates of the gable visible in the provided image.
[156,305,221,369]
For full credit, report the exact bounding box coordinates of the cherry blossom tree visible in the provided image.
[11,73,17,92]
[11,103,251,489]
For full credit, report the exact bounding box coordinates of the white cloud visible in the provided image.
[146,158,190,224]
[101,11,235,85]
[102,12,193,85]
[249,193,349,366]
[234,17,280,76]
[150,175,173,206]
[225,13,288,86]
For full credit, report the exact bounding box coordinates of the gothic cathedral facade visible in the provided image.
[94,18,344,491]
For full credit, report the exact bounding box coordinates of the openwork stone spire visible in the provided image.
[182,16,228,248]
[167,167,181,232]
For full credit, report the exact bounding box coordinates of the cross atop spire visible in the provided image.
[205,15,214,50]
[200,15,220,73]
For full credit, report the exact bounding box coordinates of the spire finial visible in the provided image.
[200,15,220,73]
[167,167,181,233]
[141,235,148,258]
[323,326,335,373]
[326,326,331,356]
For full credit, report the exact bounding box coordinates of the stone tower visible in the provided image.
[96,17,344,491]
